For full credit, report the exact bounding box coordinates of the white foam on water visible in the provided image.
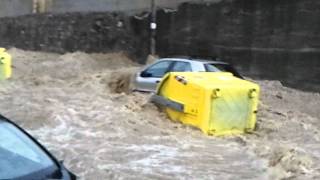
[0,48,319,179]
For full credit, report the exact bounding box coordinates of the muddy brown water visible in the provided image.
[0,48,319,179]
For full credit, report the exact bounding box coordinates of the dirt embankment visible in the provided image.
[0,48,319,179]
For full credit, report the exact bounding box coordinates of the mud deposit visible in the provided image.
[0,48,319,179]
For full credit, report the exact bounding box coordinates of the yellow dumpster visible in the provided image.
[151,72,260,136]
[0,48,12,80]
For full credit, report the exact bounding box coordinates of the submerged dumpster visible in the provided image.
[0,48,12,80]
[151,72,260,136]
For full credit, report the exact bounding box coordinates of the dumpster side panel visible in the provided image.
[162,73,202,126]
[5,53,12,78]
[208,84,260,136]
[0,49,12,79]
[247,85,260,131]
[158,73,188,122]
[199,88,215,134]
[158,73,208,129]
[209,88,251,135]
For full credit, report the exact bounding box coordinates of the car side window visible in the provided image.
[144,61,172,78]
[171,62,192,72]
[205,64,221,72]
[205,63,243,79]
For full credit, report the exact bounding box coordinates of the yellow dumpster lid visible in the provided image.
[157,72,259,94]
[0,48,6,53]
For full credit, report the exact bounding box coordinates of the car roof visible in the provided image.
[158,58,229,65]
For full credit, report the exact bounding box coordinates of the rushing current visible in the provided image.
[0,48,319,179]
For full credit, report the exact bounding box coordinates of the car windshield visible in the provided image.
[205,63,243,79]
[0,120,58,179]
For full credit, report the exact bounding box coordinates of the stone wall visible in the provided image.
[0,12,150,62]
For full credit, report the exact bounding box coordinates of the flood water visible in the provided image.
[0,48,319,179]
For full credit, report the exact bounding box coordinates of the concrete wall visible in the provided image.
[45,0,152,13]
[45,0,220,14]
[0,0,221,17]
[155,0,320,92]
[46,0,220,14]
[0,0,34,17]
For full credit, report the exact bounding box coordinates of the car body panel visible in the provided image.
[135,75,162,92]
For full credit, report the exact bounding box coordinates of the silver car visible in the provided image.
[133,58,243,92]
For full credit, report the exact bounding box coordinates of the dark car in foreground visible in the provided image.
[0,114,76,180]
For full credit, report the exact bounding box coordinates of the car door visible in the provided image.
[137,61,173,92]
